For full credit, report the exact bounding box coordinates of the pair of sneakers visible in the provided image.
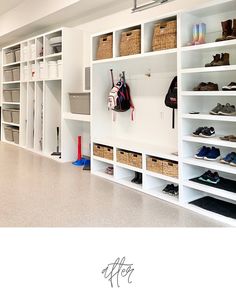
[220,152,236,166]
[193,126,216,138]
[198,170,220,185]
[195,146,221,161]
[162,184,179,196]
[210,103,236,116]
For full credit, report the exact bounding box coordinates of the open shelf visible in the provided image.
[183,135,236,149]
[181,91,236,97]
[182,114,236,122]
[2,121,20,127]
[146,170,179,184]
[181,65,236,74]
[182,39,236,52]
[63,112,91,122]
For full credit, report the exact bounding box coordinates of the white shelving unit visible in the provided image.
[91,0,236,226]
[1,27,87,162]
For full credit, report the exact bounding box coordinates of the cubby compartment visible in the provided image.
[116,166,143,190]
[29,39,36,60]
[29,61,36,81]
[26,82,35,149]
[20,83,27,147]
[3,44,21,65]
[45,30,62,56]
[92,159,114,180]
[36,36,44,58]
[22,62,29,82]
[22,41,29,62]
[93,33,113,61]
[44,80,61,157]
[34,82,44,152]
[36,59,44,80]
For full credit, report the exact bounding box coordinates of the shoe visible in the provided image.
[199,171,220,184]
[198,170,213,182]
[135,173,143,185]
[220,135,234,141]
[193,82,207,91]
[192,126,207,137]
[195,146,211,159]
[200,127,216,138]
[217,53,230,66]
[230,155,236,167]
[222,82,236,91]
[163,184,174,194]
[220,152,236,164]
[131,172,139,183]
[215,20,233,42]
[226,19,236,40]
[204,147,221,161]
[210,103,224,115]
[218,103,236,116]
[106,166,114,175]
[169,186,179,196]
[205,54,221,67]
[200,82,219,91]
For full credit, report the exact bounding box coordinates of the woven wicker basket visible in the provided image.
[152,20,177,51]
[162,160,178,178]
[117,150,129,165]
[120,29,141,56]
[129,152,142,169]
[103,146,113,160]
[93,144,104,158]
[146,156,163,174]
[96,34,113,60]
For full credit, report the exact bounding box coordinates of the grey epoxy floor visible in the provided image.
[0,142,226,227]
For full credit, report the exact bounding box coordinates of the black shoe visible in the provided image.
[200,127,216,138]
[131,172,139,183]
[162,184,174,194]
[192,126,207,137]
[199,170,220,184]
[169,186,179,196]
[135,173,143,185]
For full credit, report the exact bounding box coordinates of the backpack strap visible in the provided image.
[172,109,175,129]
[110,69,115,87]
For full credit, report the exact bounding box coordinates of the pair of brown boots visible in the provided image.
[205,53,230,67]
[216,19,236,42]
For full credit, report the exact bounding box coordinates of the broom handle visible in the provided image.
[78,136,82,160]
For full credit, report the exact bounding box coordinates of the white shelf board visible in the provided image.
[183,158,236,175]
[44,78,62,81]
[181,91,236,97]
[93,170,115,181]
[36,56,44,60]
[117,177,143,192]
[2,102,20,105]
[181,39,236,52]
[45,53,62,59]
[92,137,178,161]
[146,170,179,184]
[63,112,91,122]
[184,180,236,202]
[93,156,114,165]
[183,135,236,149]
[116,162,143,173]
[145,186,179,205]
[3,81,20,85]
[3,61,21,67]
[181,65,236,74]
[182,113,236,122]
[2,121,20,127]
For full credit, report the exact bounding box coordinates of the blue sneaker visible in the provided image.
[195,146,211,159]
[229,154,236,167]
[204,147,220,161]
[220,152,236,164]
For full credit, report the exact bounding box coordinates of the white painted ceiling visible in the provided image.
[0,0,23,15]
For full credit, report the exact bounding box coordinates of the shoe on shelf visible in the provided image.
[205,54,221,67]
[220,135,235,141]
[131,172,139,183]
[220,152,236,164]
[192,126,207,137]
[169,186,179,196]
[215,19,233,42]
[226,19,236,40]
[200,127,216,138]
[199,170,220,184]
[218,103,236,116]
[222,82,236,91]
[163,184,174,194]
[204,147,221,161]
[210,103,224,115]
[200,82,219,91]
[215,53,230,66]
[106,166,114,175]
[193,82,207,91]
[230,155,236,167]
[195,146,211,159]
[198,170,213,182]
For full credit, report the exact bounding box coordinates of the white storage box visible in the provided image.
[12,67,20,81]
[11,109,20,124]
[69,93,90,115]
[3,110,12,122]
[4,126,14,142]
[12,89,20,102]
[48,61,57,78]
[15,49,21,62]
[5,50,15,64]
[4,69,13,82]
[3,90,12,102]
[57,60,62,77]
[39,62,44,79]
[13,128,20,144]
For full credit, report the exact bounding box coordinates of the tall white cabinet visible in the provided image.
[1,27,87,162]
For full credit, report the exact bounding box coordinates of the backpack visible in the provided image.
[108,70,134,120]
[165,76,178,129]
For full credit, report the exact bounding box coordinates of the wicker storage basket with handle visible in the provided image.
[96,34,113,60]
[162,160,178,178]
[152,20,177,51]
[120,29,141,56]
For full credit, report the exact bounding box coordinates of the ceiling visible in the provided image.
[0,0,23,15]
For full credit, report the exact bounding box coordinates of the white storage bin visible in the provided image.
[57,60,62,78]
[48,61,57,79]
[15,49,21,62]
[4,69,13,82]
[11,109,20,124]
[12,89,20,102]
[5,50,15,64]
[3,90,12,102]
[24,65,28,81]
[12,67,20,81]
[39,62,44,79]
